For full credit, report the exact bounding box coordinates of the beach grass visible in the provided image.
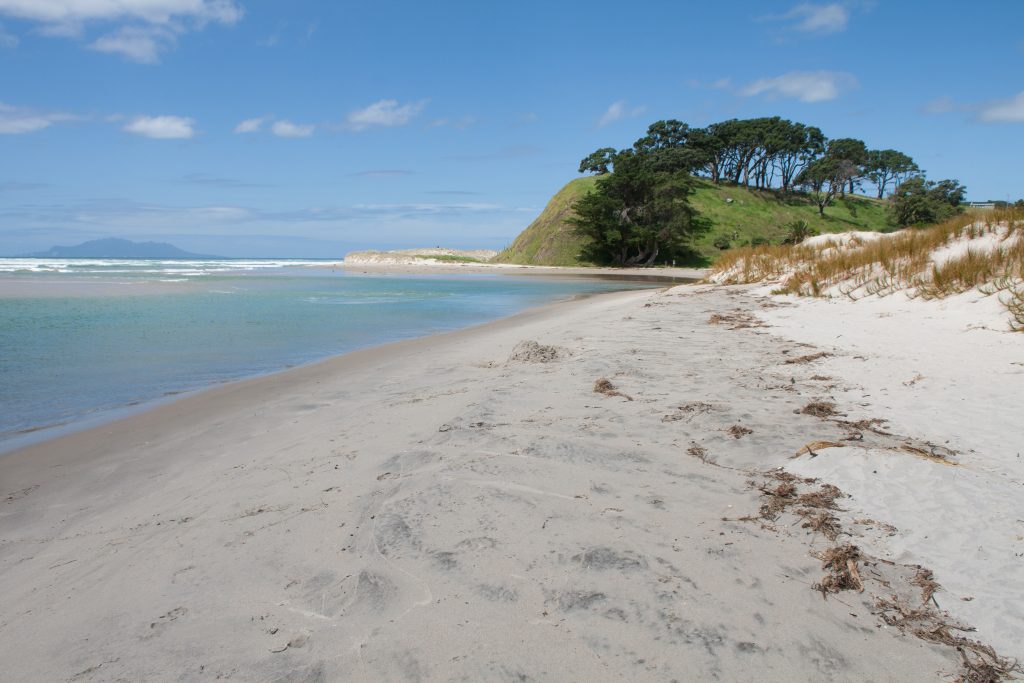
[412,254,483,263]
[708,207,1024,328]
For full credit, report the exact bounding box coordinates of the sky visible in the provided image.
[1,0,1022,257]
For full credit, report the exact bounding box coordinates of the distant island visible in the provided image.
[23,238,218,259]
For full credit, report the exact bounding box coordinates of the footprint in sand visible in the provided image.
[144,607,187,639]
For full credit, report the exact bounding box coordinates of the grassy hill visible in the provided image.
[494,176,893,266]
[491,176,600,266]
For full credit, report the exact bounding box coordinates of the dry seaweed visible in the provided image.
[707,310,766,330]
[686,443,711,463]
[797,509,843,540]
[791,440,846,458]
[911,567,941,606]
[800,401,838,418]
[813,544,863,595]
[593,378,633,401]
[728,424,753,439]
[874,596,1022,682]
[784,351,832,364]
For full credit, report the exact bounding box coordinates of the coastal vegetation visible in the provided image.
[497,117,967,267]
[708,207,1024,329]
[493,176,891,266]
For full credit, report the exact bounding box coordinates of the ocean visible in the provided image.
[0,259,655,452]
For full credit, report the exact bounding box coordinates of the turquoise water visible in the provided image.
[0,260,653,450]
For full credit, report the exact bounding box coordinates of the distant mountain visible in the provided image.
[23,238,219,259]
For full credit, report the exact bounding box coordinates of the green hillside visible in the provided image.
[491,176,599,266]
[494,176,892,266]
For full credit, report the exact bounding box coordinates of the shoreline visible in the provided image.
[336,260,709,280]
[1,282,1019,680]
[0,285,652,458]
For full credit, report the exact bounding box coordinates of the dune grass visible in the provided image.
[412,254,482,263]
[708,207,1024,329]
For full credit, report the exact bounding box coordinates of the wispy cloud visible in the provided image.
[345,99,427,131]
[0,0,243,63]
[597,100,646,128]
[782,3,849,33]
[271,120,314,138]
[740,71,856,102]
[923,91,1024,123]
[0,21,16,47]
[234,117,266,133]
[0,102,74,134]
[977,91,1024,123]
[89,25,175,63]
[123,115,195,139]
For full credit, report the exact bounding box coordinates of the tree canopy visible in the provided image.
[579,117,920,208]
[569,148,709,266]
[889,177,966,226]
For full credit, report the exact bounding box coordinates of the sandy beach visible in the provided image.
[1,282,1021,681]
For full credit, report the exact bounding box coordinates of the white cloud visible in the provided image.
[0,0,242,25]
[345,99,427,131]
[785,3,849,33]
[123,115,195,139]
[0,0,242,62]
[740,71,856,103]
[597,100,646,128]
[710,78,732,90]
[0,102,73,134]
[977,91,1024,123]
[271,120,314,138]
[234,117,265,133]
[89,25,173,63]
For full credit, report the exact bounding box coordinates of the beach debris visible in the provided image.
[755,471,842,522]
[911,567,941,606]
[813,544,863,595]
[707,310,766,329]
[897,442,958,465]
[270,632,309,654]
[686,443,712,464]
[662,401,719,422]
[791,440,846,458]
[873,596,1022,682]
[798,510,842,540]
[784,351,832,364]
[800,401,838,418]
[593,378,633,401]
[508,340,568,363]
[728,424,753,439]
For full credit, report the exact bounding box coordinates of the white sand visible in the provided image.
[756,286,1024,660]
[1,283,1018,681]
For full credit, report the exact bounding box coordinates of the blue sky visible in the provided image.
[1,0,1022,257]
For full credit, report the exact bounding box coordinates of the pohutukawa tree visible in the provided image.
[864,149,920,198]
[571,148,709,266]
